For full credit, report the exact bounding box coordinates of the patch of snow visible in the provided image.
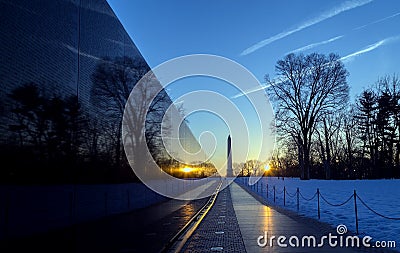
[238,177,400,249]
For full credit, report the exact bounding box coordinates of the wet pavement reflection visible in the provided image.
[0,197,208,253]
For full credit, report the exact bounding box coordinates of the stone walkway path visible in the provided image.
[183,184,246,252]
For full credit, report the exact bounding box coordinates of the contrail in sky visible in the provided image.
[285,11,400,55]
[287,35,344,55]
[231,84,270,99]
[340,35,400,62]
[353,11,400,30]
[240,0,373,56]
[234,35,400,98]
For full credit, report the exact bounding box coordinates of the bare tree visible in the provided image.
[241,160,264,176]
[376,75,400,177]
[270,136,299,177]
[315,113,344,179]
[267,53,349,179]
[91,57,174,180]
[233,162,245,176]
[355,89,378,177]
[342,106,360,178]
[7,83,87,182]
[91,57,149,170]
[354,75,400,178]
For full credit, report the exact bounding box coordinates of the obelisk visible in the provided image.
[227,135,233,177]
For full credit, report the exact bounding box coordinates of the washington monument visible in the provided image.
[227,135,233,177]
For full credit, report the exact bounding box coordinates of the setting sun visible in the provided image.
[264,164,271,171]
[182,167,194,173]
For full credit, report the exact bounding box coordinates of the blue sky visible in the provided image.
[107,0,400,169]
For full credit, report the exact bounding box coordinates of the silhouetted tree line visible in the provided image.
[353,76,400,178]
[235,160,264,177]
[2,83,91,183]
[1,56,184,184]
[268,53,400,179]
[158,159,217,178]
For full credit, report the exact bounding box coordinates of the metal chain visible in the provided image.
[276,188,284,195]
[285,189,297,198]
[239,180,400,221]
[357,194,400,220]
[299,191,317,201]
[320,193,353,207]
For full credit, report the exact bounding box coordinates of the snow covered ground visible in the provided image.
[237,177,400,248]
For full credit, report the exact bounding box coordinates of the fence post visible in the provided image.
[284,186,286,206]
[317,188,320,219]
[266,184,269,199]
[273,186,276,203]
[296,187,299,211]
[354,190,359,235]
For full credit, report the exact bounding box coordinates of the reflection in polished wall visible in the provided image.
[0,0,200,184]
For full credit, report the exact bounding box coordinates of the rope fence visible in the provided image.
[356,194,400,221]
[320,192,353,207]
[299,191,317,201]
[236,177,400,235]
[285,189,297,198]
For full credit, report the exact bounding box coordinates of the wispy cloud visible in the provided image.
[234,34,400,98]
[287,35,344,55]
[340,35,400,62]
[240,0,373,56]
[353,11,400,30]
